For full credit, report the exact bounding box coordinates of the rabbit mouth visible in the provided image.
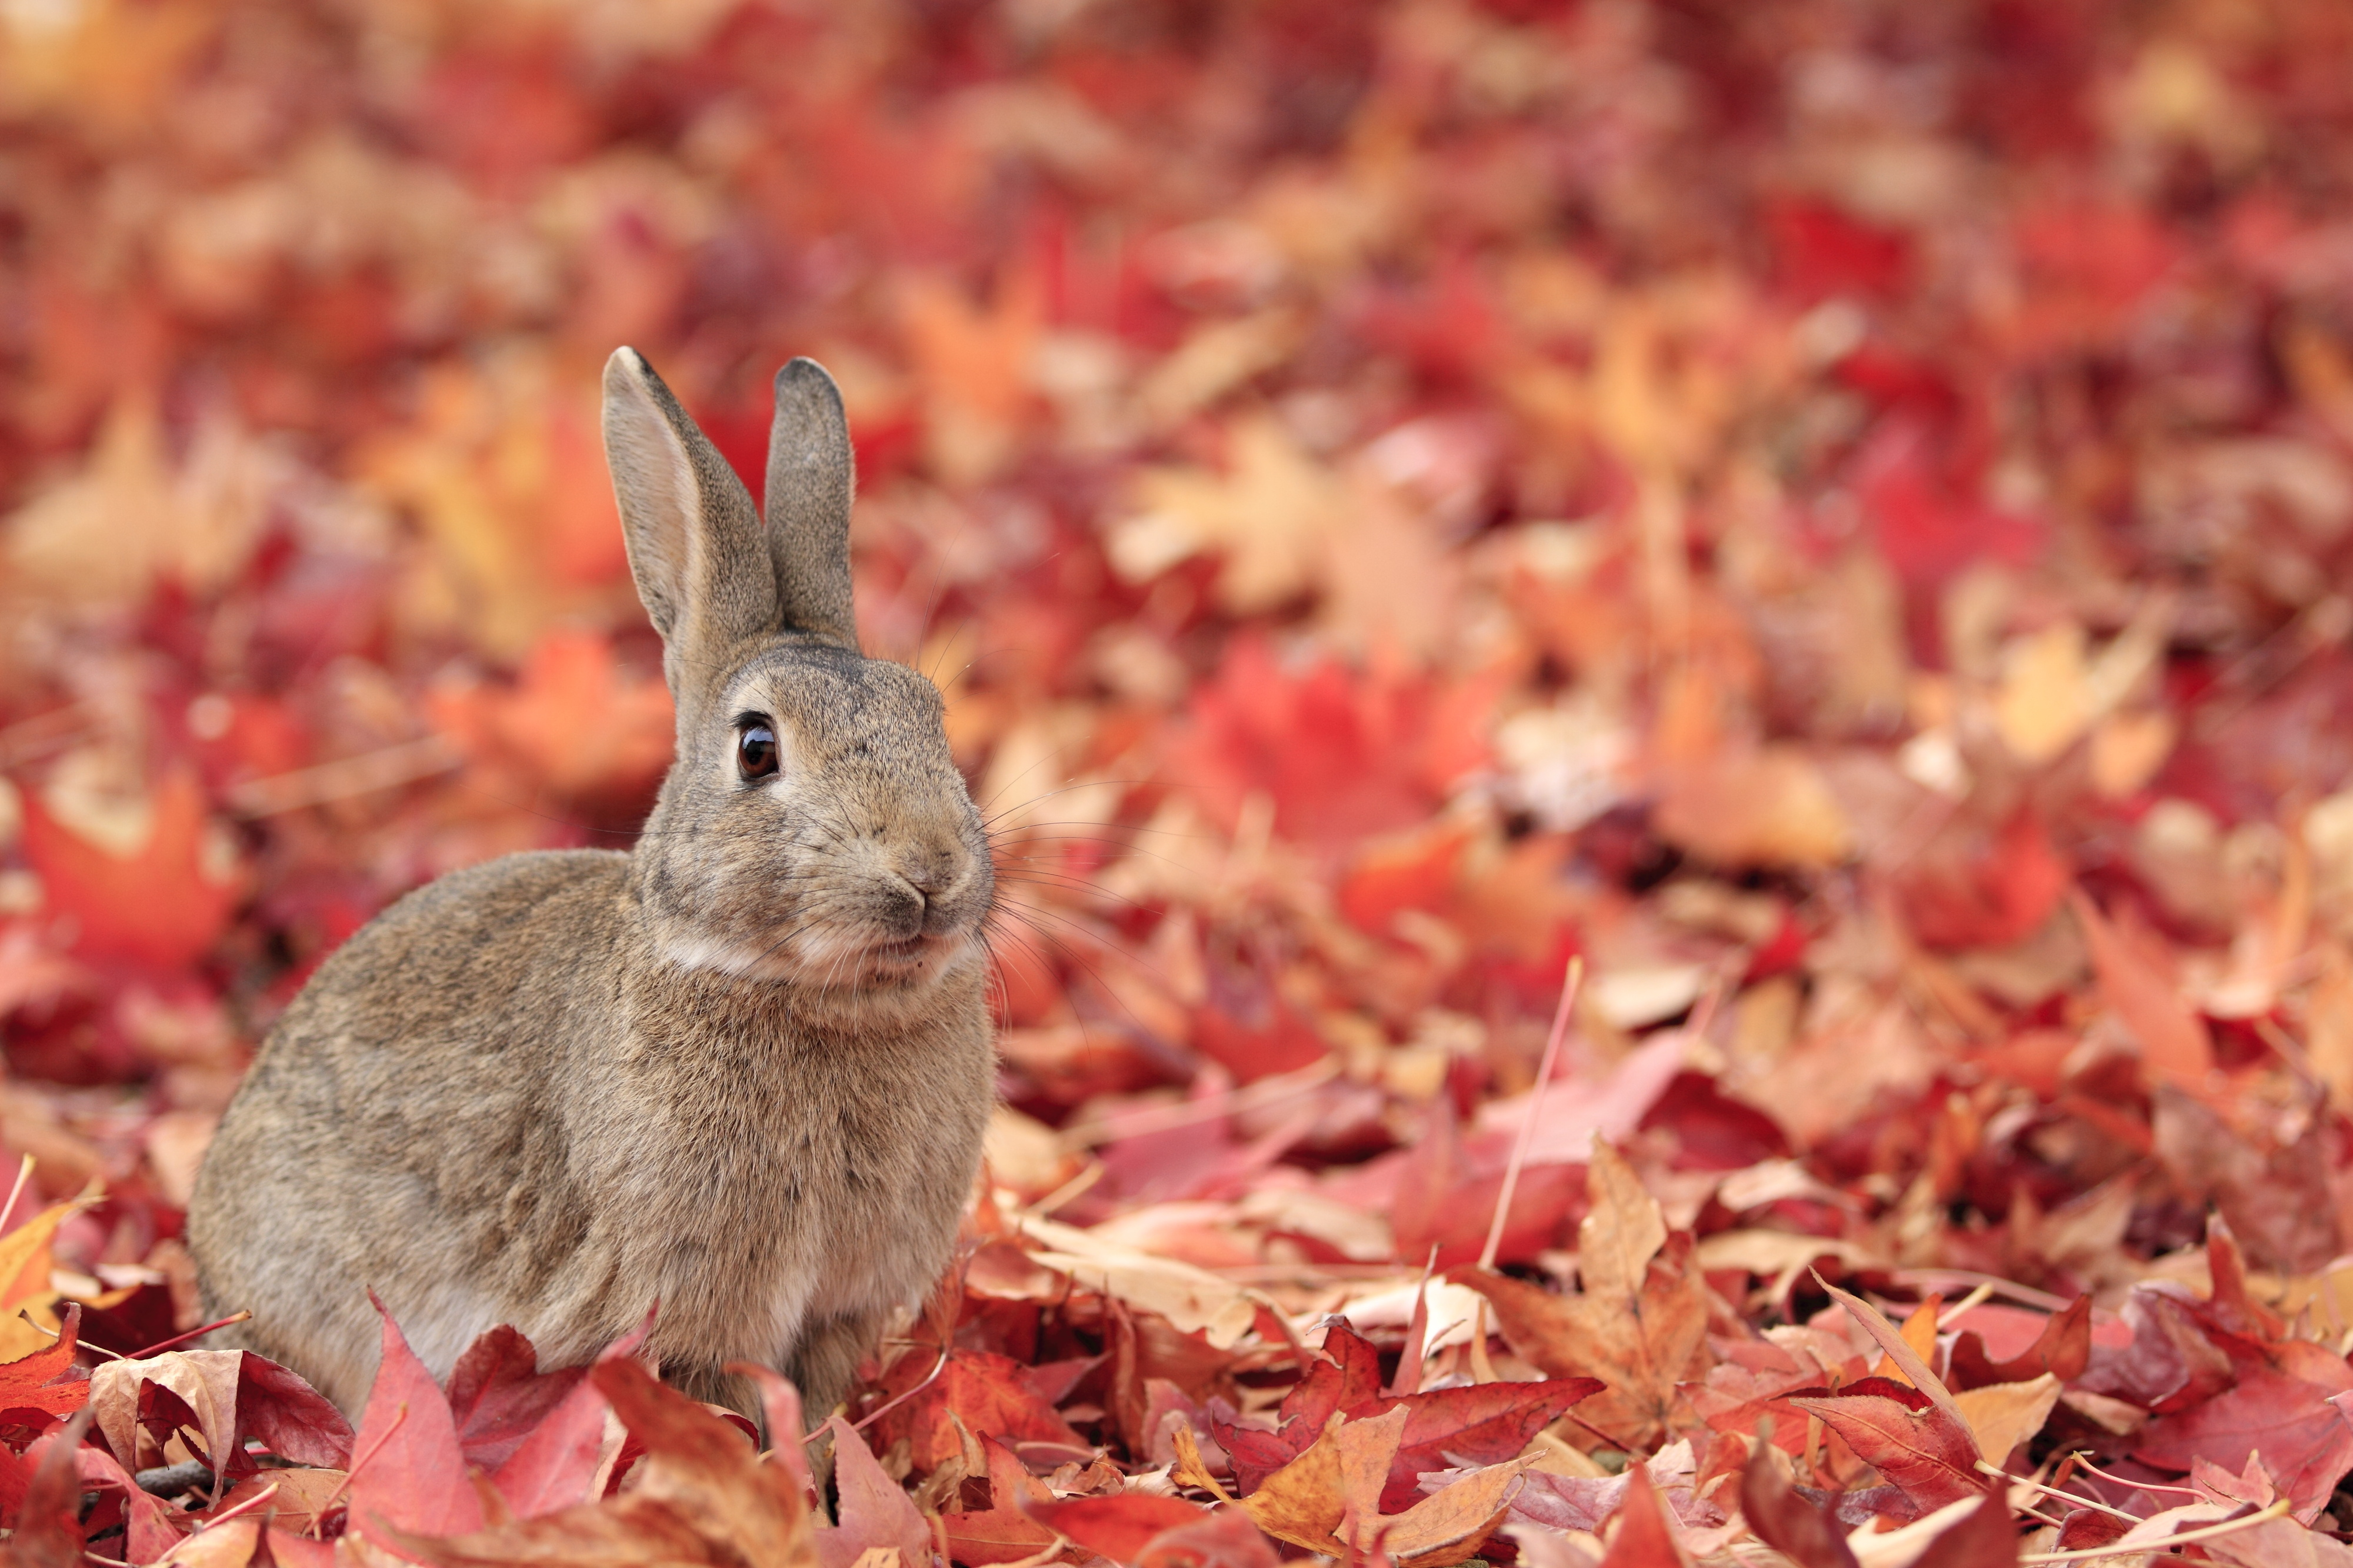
[864,932,952,971]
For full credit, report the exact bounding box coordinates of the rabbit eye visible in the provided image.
[736,720,779,781]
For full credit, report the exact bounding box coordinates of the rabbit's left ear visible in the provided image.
[762,358,859,651]
[602,347,778,690]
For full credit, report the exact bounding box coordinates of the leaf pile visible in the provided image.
[5,0,2353,1565]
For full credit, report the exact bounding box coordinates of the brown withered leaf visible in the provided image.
[89,1347,243,1475]
[1452,1144,1711,1444]
[1374,1452,1539,1568]
[1239,1410,1358,1551]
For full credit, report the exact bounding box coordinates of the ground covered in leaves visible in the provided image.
[4,0,2353,1564]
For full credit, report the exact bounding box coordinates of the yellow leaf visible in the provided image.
[1994,622,2091,765]
[0,1200,74,1316]
[1580,1142,1667,1305]
[2091,709,2177,798]
[1951,1373,2061,1465]
[1874,1295,1943,1386]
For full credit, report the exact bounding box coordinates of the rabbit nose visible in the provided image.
[898,848,962,903]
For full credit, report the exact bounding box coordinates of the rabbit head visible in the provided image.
[602,349,992,1013]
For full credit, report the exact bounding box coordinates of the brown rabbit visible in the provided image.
[186,350,996,1423]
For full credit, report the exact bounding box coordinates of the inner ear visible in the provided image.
[602,348,778,683]
[602,351,699,638]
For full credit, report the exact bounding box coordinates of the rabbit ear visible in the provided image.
[602,348,777,685]
[762,358,859,650]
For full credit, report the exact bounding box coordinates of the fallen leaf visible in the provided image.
[1789,1380,1985,1515]
[1597,1466,1688,1568]
[1816,1278,1975,1446]
[1740,1439,1860,1568]
[347,1296,484,1543]
[492,1350,626,1518]
[1501,1440,1715,1533]
[19,768,240,969]
[2136,1363,2353,1523]
[819,1415,933,1568]
[1901,1492,2020,1568]
[236,1352,355,1467]
[444,1323,593,1473]
[865,1345,1088,1472]
[591,1356,816,1568]
[941,1434,1061,1566]
[1949,1375,2059,1466]
[1945,1298,2090,1389]
[1238,1404,1530,1567]
[10,1412,92,1568]
[1027,1493,1209,1561]
[383,1492,733,1567]
[1214,1323,1597,1509]
[1128,1508,1284,1568]
[155,1515,260,1566]
[0,1301,86,1418]
[89,1346,244,1477]
[2071,889,2215,1089]
[1452,1144,1711,1444]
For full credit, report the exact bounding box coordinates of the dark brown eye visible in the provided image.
[737,720,779,780]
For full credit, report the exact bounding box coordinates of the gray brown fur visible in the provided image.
[186,350,996,1424]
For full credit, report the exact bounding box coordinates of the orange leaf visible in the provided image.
[20,769,238,969]
[0,1302,86,1418]
[590,1357,816,1568]
[2070,888,2214,1089]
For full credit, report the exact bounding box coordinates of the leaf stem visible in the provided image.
[197,1480,279,1532]
[129,1311,254,1361]
[818,1342,951,1443]
[1,1154,32,1230]
[1977,1460,2140,1523]
[1481,955,1584,1272]
[2015,1499,2290,1563]
[2064,1453,2207,1500]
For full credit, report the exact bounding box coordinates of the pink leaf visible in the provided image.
[349,1293,484,1541]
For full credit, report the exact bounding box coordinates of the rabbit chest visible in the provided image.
[575,968,996,1374]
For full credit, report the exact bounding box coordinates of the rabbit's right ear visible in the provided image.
[602,348,778,689]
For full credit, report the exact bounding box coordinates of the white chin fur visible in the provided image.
[659,928,977,989]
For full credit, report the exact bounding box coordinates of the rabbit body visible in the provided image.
[188,351,996,1422]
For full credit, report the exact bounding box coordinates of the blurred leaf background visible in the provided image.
[5,0,2353,1347]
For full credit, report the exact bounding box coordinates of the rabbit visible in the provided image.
[186,349,998,1427]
